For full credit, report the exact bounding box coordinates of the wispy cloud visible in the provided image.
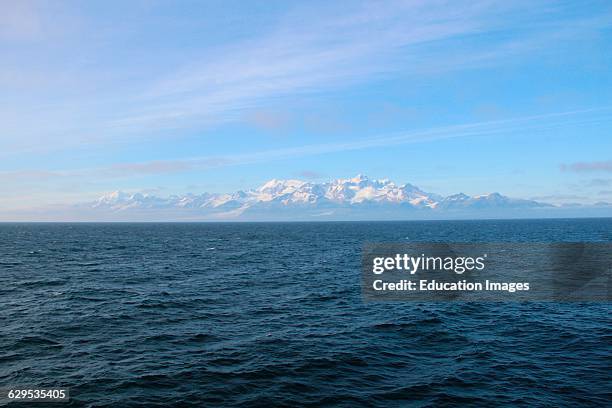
[98,107,611,178]
[111,1,545,133]
[4,106,609,183]
[561,160,612,172]
[3,0,611,154]
[109,2,612,135]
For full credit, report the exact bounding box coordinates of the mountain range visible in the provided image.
[85,174,577,221]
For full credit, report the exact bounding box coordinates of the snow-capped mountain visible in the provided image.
[436,192,545,210]
[88,175,550,220]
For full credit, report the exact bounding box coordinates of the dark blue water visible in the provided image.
[1,219,610,407]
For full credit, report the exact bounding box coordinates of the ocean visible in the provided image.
[1,219,610,407]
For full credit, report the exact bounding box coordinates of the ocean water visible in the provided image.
[0,219,610,407]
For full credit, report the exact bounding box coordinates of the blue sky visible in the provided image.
[1,0,612,211]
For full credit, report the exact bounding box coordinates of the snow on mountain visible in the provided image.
[92,191,175,210]
[89,175,550,217]
[436,192,547,210]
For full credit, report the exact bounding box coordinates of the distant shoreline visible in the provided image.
[1,216,611,224]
